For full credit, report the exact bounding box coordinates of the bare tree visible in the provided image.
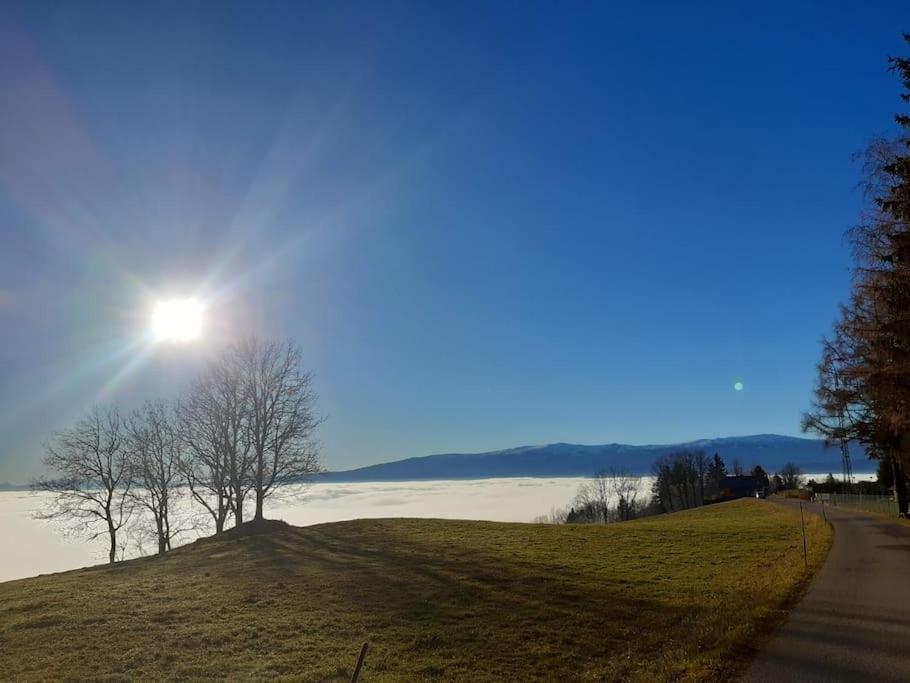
[608,467,640,521]
[532,507,569,524]
[651,450,708,513]
[179,345,256,530]
[214,347,254,527]
[33,407,133,563]
[239,338,322,521]
[574,471,611,523]
[568,469,643,523]
[779,462,803,490]
[178,373,232,533]
[125,400,183,554]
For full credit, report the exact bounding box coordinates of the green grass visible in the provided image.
[0,500,829,681]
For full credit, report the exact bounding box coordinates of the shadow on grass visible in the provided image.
[0,508,822,681]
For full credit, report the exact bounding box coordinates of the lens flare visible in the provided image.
[733,381,744,392]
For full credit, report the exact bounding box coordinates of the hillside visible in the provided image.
[319,434,868,482]
[0,501,829,681]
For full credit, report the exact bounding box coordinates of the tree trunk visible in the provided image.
[234,489,244,527]
[254,491,264,521]
[108,524,117,564]
[156,517,166,555]
[163,503,171,551]
[215,494,227,533]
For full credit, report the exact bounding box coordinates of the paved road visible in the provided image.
[744,501,910,682]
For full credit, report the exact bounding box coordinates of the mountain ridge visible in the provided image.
[317,434,872,482]
[0,435,872,489]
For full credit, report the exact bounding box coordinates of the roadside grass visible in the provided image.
[776,489,812,501]
[0,499,829,681]
[818,497,910,526]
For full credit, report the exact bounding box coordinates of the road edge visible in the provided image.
[723,499,834,682]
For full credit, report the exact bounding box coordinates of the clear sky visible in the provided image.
[2,1,909,482]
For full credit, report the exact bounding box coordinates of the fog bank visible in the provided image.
[0,477,594,582]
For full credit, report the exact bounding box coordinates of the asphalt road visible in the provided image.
[744,501,910,682]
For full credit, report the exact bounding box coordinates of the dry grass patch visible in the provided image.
[0,499,829,681]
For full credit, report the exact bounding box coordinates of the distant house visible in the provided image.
[717,475,765,500]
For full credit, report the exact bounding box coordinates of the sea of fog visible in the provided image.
[0,473,872,583]
[0,477,602,582]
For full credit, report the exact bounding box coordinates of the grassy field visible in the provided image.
[0,500,829,681]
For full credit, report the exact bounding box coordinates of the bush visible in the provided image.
[777,489,811,501]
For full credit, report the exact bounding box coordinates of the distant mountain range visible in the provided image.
[318,435,872,482]
[0,435,872,490]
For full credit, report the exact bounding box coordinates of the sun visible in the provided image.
[151,298,204,342]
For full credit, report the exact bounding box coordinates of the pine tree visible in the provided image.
[708,453,727,484]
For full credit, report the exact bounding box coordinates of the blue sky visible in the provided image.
[1,1,909,481]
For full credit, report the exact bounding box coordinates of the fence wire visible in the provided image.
[815,492,898,517]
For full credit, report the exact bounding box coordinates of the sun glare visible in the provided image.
[151,298,204,342]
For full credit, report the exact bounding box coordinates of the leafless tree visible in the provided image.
[33,407,133,563]
[213,347,255,527]
[125,400,183,554]
[608,467,640,521]
[778,462,803,490]
[239,338,322,521]
[651,450,709,513]
[568,468,643,523]
[574,470,611,523]
[532,507,569,524]
[178,339,320,531]
[178,372,233,533]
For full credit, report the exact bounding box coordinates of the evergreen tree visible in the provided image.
[708,453,727,485]
[751,465,770,490]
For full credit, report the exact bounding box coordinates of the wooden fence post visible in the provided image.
[799,502,808,570]
[351,642,369,683]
